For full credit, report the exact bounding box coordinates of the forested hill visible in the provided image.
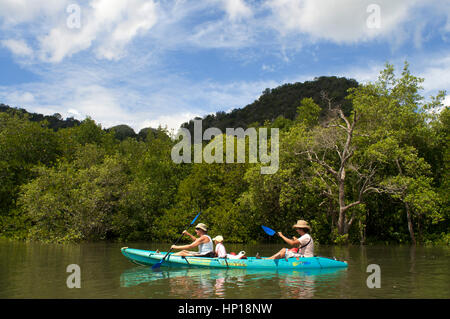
[2,76,358,138]
[181,76,359,134]
[0,103,81,131]
[0,104,157,141]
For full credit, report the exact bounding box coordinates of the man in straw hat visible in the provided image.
[265,220,314,259]
[171,223,215,257]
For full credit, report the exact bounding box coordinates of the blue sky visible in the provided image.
[0,0,449,133]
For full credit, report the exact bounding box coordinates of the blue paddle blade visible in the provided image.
[151,261,162,270]
[191,211,201,225]
[261,225,276,236]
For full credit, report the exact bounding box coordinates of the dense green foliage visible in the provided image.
[108,124,137,141]
[0,65,448,244]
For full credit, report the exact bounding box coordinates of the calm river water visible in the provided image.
[0,241,448,299]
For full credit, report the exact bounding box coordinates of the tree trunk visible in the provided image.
[337,174,346,235]
[405,202,416,245]
[338,208,345,235]
[330,198,336,234]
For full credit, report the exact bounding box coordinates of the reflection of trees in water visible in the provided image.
[169,275,215,298]
[168,269,248,298]
[409,245,416,273]
[278,269,350,299]
[120,267,346,299]
[409,245,417,294]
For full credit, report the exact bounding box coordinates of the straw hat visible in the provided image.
[195,223,208,232]
[292,220,311,230]
[212,235,224,242]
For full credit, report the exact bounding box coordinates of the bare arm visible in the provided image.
[278,232,300,247]
[183,230,197,241]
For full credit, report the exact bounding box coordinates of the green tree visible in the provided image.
[0,112,60,237]
[109,124,137,141]
[348,62,446,243]
[19,153,129,242]
[111,129,188,241]
[57,117,116,160]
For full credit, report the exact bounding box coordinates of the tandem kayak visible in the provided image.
[121,247,348,270]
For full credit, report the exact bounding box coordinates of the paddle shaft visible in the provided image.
[156,212,201,266]
[161,229,189,260]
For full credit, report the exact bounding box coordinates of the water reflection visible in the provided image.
[120,266,347,298]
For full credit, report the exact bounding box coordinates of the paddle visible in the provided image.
[152,211,201,270]
[261,225,277,236]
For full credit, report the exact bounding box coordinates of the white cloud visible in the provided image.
[222,0,252,21]
[0,0,68,25]
[265,0,418,43]
[1,39,33,57]
[92,0,159,60]
[67,108,80,116]
[188,19,256,49]
[68,85,132,127]
[339,62,384,84]
[0,0,159,63]
[443,95,450,107]
[141,112,200,133]
[262,64,275,72]
[4,91,35,104]
[38,0,159,62]
[418,55,450,101]
[2,0,448,63]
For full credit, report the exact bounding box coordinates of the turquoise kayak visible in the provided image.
[121,247,348,270]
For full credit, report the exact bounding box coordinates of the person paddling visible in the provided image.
[264,220,314,259]
[171,223,215,257]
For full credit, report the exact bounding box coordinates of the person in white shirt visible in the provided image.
[265,220,314,259]
[171,223,215,257]
[213,235,227,258]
